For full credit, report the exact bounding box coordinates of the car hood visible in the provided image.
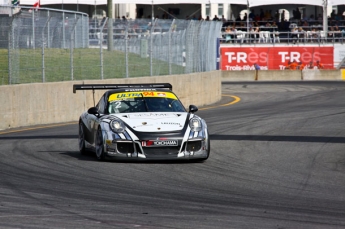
[113,112,189,132]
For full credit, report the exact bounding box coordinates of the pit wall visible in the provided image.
[0,71,222,131]
[222,70,343,81]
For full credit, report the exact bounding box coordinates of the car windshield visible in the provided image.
[107,92,186,113]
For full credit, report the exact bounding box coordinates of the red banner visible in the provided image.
[220,46,334,70]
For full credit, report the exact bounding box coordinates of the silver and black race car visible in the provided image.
[73,83,210,161]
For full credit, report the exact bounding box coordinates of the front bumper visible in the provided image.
[104,138,209,160]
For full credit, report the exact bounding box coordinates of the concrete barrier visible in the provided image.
[302,69,342,81]
[0,71,222,131]
[258,70,302,81]
[222,69,342,81]
[222,70,256,81]
[222,70,302,81]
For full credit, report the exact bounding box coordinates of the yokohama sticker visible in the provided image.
[142,140,178,147]
[220,46,334,70]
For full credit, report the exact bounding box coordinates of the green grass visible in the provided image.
[0,48,185,85]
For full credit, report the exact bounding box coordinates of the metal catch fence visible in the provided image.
[0,5,223,85]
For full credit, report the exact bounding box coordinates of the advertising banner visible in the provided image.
[221,46,334,70]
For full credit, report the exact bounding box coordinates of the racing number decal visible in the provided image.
[114,101,122,108]
[142,92,154,96]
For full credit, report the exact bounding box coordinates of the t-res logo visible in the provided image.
[221,47,333,70]
[278,51,321,63]
[224,52,268,63]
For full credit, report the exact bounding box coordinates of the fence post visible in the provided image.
[32,10,35,49]
[125,22,129,78]
[62,11,65,48]
[42,16,51,82]
[70,18,79,81]
[8,17,15,85]
[47,10,50,48]
[150,19,155,76]
[99,18,108,80]
[168,19,175,75]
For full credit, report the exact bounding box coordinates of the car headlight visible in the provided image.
[189,118,202,132]
[110,119,126,133]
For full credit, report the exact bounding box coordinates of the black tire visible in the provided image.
[78,122,86,155]
[205,133,211,159]
[95,128,106,161]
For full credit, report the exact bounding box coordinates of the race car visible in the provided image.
[73,83,210,161]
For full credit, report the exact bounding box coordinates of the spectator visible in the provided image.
[298,27,306,42]
[301,20,309,28]
[249,10,255,21]
[285,61,298,70]
[295,7,301,20]
[213,15,220,21]
[281,10,285,22]
[290,60,298,70]
[291,28,299,44]
[334,25,341,42]
[296,61,305,70]
[310,28,319,42]
[250,26,260,43]
[224,26,234,43]
[254,63,261,70]
[328,26,335,42]
[285,61,292,70]
[316,60,324,69]
[243,13,247,22]
[307,61,314,69]
[254,63,260,80]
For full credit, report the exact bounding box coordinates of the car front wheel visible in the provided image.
[95,128,105,161]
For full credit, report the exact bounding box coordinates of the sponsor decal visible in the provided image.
[221,47,334,70]
[108,91,177,101]
[161,122,181,126]
[133,113,170,117]
[142,139,178,147]
[125,89,157,91]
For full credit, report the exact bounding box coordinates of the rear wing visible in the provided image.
[73,83,172,93]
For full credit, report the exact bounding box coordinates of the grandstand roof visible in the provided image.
[18,0,345,6]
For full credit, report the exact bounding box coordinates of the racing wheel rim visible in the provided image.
[95,128,105,160]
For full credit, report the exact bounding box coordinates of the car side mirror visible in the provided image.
[87,107,99,116]
[188,105,198,114]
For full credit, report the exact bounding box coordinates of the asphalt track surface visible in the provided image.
[1,81,345,229]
